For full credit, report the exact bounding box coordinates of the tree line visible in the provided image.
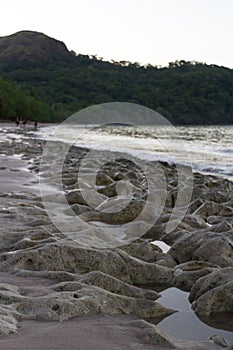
[0,76,52,122]
[0,51,232,124]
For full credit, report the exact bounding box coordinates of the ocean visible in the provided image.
[38,124,233,182]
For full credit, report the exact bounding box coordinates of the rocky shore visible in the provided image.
[0,125,232,349]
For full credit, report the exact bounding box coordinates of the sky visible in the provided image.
[1,0,233,68]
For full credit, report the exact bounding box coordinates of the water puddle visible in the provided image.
[157,287,233,343]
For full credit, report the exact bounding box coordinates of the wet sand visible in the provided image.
[0,154,39,194]
[0,315,162,350]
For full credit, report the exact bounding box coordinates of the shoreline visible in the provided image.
[0,124,232,349]
[1,122,233,183]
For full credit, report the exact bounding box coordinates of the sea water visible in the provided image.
[39,124,233,181]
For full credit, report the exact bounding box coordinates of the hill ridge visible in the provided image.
[0,30,70,63]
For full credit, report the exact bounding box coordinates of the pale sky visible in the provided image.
[1,0,233,68]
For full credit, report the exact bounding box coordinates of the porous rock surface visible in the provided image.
[0,127,232,349]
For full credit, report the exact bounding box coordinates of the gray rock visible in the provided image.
[0,305,18,336]
[209,334,228,348]
[1,242,174,285]
[73,271,160,300]
[128,319,176,348]
[16,285,176,322]
[169,231,233,267]
[173,267,218,292]
[53,275,159,301]
[120,241,162,262]
[190,267,233,303]
[192,282,233,321]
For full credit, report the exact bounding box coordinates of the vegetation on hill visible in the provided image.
[0,75,52,122]
[0,31,232,124]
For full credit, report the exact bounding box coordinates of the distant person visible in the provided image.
[16,117,20,127]
[34,120,38,130]
[22,119,27,128]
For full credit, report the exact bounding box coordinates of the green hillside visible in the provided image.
[0,30,232,124]
[0,75,52,122]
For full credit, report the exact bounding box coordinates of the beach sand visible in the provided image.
[0,314,165,350]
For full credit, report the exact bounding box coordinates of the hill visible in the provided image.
[0,30,232,124]
[0,31,70,63]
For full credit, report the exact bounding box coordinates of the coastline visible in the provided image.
[34,123,233,183]
[0,124,232,349]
